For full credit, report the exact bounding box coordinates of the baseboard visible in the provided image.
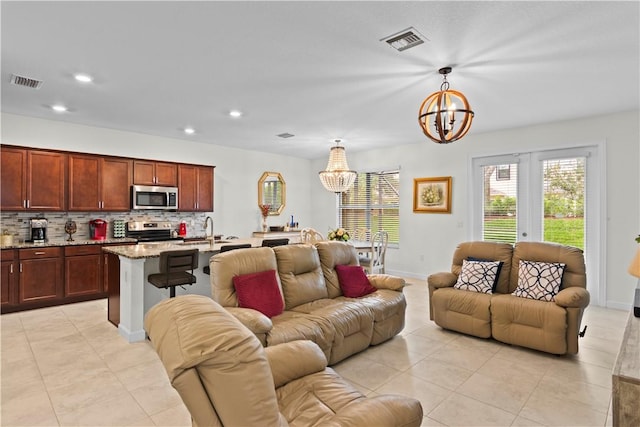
[605,300,632,311]
[385,269,427,281]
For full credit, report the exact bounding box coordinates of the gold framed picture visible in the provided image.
[413,176,452,213]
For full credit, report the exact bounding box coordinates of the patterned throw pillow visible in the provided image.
[512,260,566,302]
[454,260,502,294]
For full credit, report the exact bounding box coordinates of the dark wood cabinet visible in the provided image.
[69,154,132,211]
[64,246,102,297]
[178,164,214,212]
[1,250,17,310]
[105,251,121,326]
[18,247,63,304]
[0,147,65,211]
[134,160,177,186]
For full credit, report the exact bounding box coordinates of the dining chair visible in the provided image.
[300,228,325,243]
[147,249,199,298]
[358,231,389,274]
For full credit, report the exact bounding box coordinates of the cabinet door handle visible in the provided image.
[26,200,30,208]
[34,251,46,255]
[10,264,13,274]
[19,263,22,273]
[23,200,27,208]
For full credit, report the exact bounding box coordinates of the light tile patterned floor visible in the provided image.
[0,278,628,426]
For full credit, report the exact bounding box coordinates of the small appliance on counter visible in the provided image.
[178,221,187,236]
[28,218,48,243]
[89,219,108,240]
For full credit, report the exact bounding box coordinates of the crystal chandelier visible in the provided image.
[318,140,357,193]
[418,67,474,144]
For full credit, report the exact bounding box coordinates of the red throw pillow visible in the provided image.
[335,265,377,298]
[233,270,284,318]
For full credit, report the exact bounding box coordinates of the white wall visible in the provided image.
[311,110,640,309]
[0,113,313,238]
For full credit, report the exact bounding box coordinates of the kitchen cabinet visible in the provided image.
[68,154,132,211]
[133,160,177,186]
[0,146,66,211]
[18,247,63,304]
[105,251,121,326]
[64,246,102,297]
[1,250,17,311]
[178,164,214,212]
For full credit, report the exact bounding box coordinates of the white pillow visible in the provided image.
[512,260,565,301]
[454,260,501,294]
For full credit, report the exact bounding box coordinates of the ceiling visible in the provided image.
[2,1,639,159]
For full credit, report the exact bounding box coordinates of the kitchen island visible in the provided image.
[104,238,262,342]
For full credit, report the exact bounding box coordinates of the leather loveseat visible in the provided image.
[209,241,407,364]
[144,295,423,427]
[428,241,590,355]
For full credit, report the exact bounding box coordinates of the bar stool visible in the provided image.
[148,249,198,298]
[261,238,289,247]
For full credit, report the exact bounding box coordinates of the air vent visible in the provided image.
[277,133,295,139]
[10,74,43,89]
[381,27,428,52]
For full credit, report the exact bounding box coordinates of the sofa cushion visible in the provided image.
[512,260,565,302]
[454,259,502,294]
[273,244,328,309]
[431,287,492,338]
[233,270,285,318]
[335,265,377,297]
[315,241,361,299]
[451,241,513,294]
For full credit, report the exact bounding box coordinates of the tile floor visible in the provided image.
[0,278,629,426]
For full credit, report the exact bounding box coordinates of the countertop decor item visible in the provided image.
[318,139,357,193]
[64,220,77,242]
[259,204,270,232]
[328,227,350,242]
[418,66,474,144]
[1,230,14,247]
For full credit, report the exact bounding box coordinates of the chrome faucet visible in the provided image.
[204,216,214,240]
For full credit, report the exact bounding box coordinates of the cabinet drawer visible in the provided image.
[1,249,16,261]
[19,247,62,259]
[65,245,102,256]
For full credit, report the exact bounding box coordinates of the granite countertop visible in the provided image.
[103,238,263,259]
[1,237,138,250]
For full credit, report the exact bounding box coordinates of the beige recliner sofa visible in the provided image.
[428,241,590,355]
[209,241,407,364]
[145,295,423,427]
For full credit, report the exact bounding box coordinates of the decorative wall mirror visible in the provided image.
[258,171,286,215]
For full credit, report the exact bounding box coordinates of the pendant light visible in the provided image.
[318,139,357,193]
[418,67,474,144]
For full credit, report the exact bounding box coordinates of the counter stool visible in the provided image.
[148,249,198,298]
[261,238,289,247]
[203,244,252,275]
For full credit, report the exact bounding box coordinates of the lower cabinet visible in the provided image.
[65,246,102,297]
[1,243,133,314]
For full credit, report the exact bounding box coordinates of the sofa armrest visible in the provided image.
[554,287,590,308]
[368,274,405,291]
[225,307,273,335]
[265,340,327,388]
[331,394,423,427]
[428,272,457,289]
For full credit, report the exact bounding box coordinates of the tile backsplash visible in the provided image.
[0,211,211,242]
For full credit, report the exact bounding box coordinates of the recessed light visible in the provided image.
[74,73,93,83]
[51,104,68,112]
[184,127,195,135]
[229,110,242,118]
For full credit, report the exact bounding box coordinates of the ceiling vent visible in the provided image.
[10,74,43,89]
[277,133,295,139]
[381,27,428,52]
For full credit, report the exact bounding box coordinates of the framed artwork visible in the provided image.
[413,176,452,213]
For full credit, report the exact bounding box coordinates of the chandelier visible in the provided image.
[318,140,357,193]
[418,67,474,144]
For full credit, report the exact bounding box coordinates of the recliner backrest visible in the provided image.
[451,241,514,294]
[273,244,327,309]
[510,241,586,293]
[315,241,359,298]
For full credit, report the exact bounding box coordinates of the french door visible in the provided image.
[470,145,604,304]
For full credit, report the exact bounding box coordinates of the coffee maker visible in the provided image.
[89,219,107,240]
[29,218,48,243]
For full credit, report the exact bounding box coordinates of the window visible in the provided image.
[339,170,400,245]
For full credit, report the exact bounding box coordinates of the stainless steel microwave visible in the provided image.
[131,185,178,210]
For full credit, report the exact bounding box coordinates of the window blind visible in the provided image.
[339,170,400,245]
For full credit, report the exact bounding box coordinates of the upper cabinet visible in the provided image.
[178,164,214,212]
[68,154,132,211]
[133,160,177,186]
[0,146,66,211]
